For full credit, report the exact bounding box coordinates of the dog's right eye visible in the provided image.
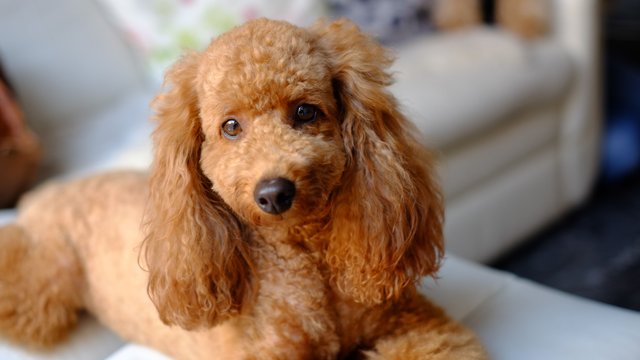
[222,119,242,139]
[294,104,318,125]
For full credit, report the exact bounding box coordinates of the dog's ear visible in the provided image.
[312,19,444,305]
[143,52,253,330]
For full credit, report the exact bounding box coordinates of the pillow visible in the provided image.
[99,0,329,81]
[326,0,436,44]
[0,61,41,208]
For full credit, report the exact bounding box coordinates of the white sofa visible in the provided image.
[391,0,602,262]
[2,0,640,359]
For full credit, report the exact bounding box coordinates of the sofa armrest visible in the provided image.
[550,0,603,205]
[0,0,153,179]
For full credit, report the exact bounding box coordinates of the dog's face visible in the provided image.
[145,18,444,329]
[197,21,346,227]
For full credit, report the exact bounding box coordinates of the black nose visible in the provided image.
[254,178,296,215]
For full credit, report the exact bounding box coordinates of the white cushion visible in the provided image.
[105,344,169,360]
[423,257,640,360]
[0,210,17,227]
[390,28,573,150]
[0,317,124,360]
[422,256,512,321]
[466,280,640,360]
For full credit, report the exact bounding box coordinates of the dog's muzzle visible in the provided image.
[254,177,296,215]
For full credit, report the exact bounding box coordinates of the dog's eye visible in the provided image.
[295,104,318,125]
[222,119,242,139]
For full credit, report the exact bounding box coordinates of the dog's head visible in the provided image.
[143,18,444,330]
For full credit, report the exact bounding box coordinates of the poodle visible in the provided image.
[0,19,486,359]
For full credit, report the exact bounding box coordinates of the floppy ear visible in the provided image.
[143,52,253,330]
[312,20,444,305]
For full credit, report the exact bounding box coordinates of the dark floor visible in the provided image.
[492,170,640,311]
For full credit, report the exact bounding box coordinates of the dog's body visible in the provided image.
[0,19,486,359]
[4,172,319,358]
[1,172,481,359]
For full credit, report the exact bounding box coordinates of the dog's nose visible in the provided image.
[254,178,296,215]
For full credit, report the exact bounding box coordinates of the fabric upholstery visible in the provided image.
[391,28,573,150]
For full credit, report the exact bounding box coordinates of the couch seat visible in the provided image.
[424,257,640,360]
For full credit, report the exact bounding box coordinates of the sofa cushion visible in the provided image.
[0,0,151,178]
[390,28,573,151]
[105,345,170,360]
[438,106,558,199]
[0,316,125,360]
[422,257,640,360]
[464,278,640,360]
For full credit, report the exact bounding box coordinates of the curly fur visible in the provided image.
[143,50,253,330]
[0,19,486,359]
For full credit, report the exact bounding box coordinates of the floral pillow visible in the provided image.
[326,0,436,44]
[100,0,329,80]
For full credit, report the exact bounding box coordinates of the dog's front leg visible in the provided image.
[240,242,339,360]
[363,292,487,360]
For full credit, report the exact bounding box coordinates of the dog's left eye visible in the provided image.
[295,104,318,125]
[222,119,242,139]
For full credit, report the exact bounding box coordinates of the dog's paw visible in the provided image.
[0,225,77,347]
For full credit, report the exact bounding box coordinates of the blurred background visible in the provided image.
[0,0,638,311]
[494,0,640,312]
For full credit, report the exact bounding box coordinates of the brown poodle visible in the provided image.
[0,19,486,359]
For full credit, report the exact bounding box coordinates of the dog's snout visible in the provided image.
[254,178,296,215]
